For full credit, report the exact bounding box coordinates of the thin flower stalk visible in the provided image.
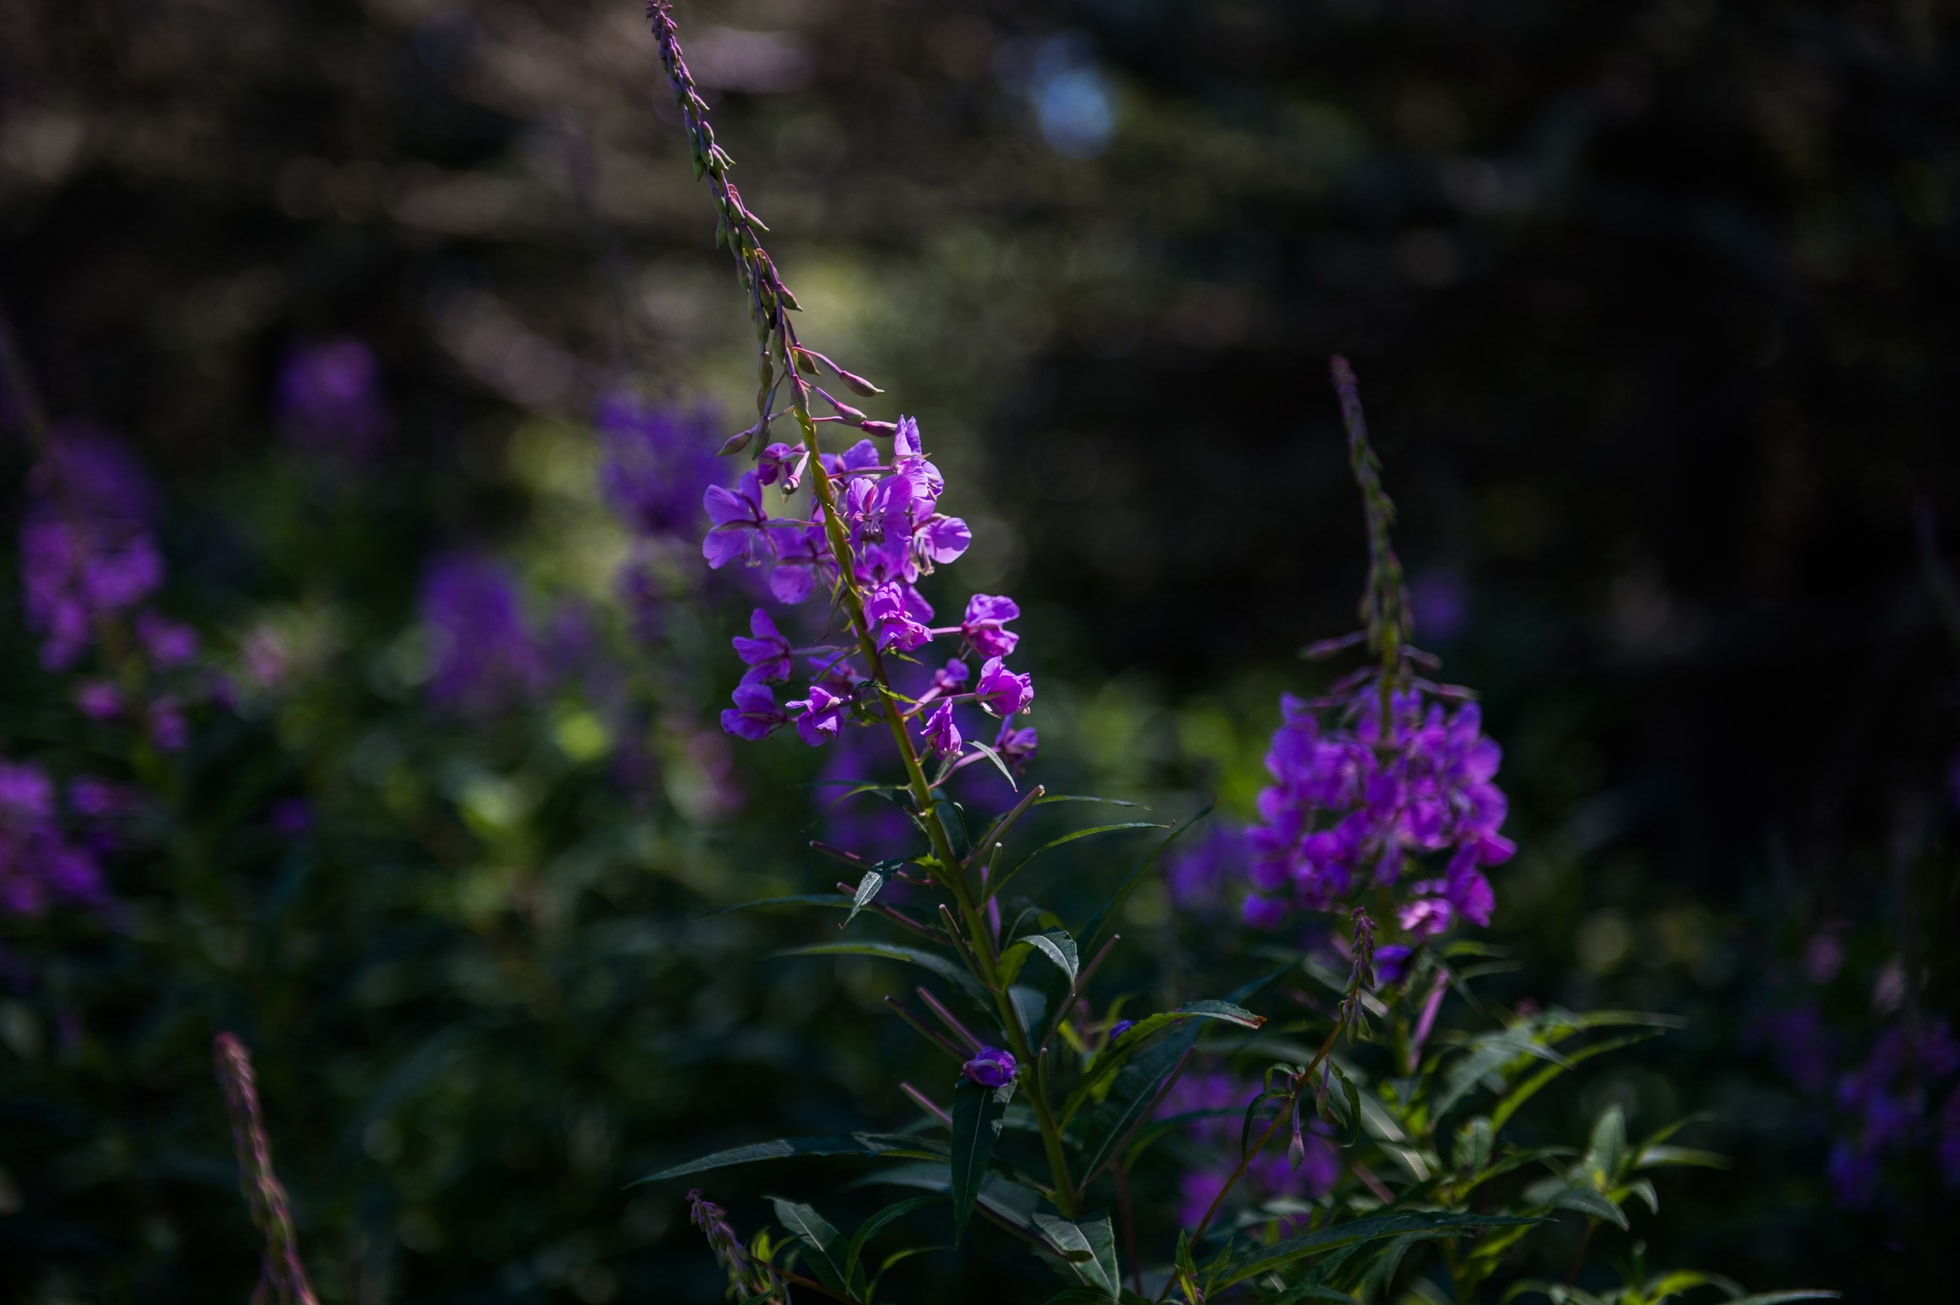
[213,1032,316,1305]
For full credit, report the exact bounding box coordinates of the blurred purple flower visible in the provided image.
[137,611,198,669]
[1159,1071,1338,1224]
[20,429,164,670]
[419,554,547,714]
[1409,568,1469,645]
[0,757,107,920]
[1165,821,1245,915]
[276,338,391,460]
[75,680,124,721]
[269,798,313,838]
[598,395,723,539]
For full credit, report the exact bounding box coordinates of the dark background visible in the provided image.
[2,0,1957,1300]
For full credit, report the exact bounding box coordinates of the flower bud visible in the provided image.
[961,1046,1017,1088]
[718,428,755,456]
[835,368,885,397]
[858,420,898,437]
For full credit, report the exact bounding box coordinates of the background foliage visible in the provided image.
[1,0,1956,1300]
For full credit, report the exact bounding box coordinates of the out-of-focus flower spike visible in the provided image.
[213,1033,317,1305]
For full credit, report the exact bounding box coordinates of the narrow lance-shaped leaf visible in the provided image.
[1061,1000,1264,1125]
[768,1197,852,1295]
[632,1132,949,1185]
[1031,1211,1121,1301]
[843,867,885,928]
[842,1195,943,1297]
[1210,1212,1543,1289]
[950,1077,1016,1244]
[776,941,990,1004]
[1077,1024,1200,1186]
[991,822,1166,899]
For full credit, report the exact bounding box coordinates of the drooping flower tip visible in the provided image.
[962,1046,1017,1088]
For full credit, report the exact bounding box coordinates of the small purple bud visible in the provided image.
[962,1046,1017,1088]
[1107,1019,1135,1043]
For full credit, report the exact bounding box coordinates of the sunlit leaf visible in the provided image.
[776,941,988,1004]
[1032,1211,1121,1300]
[632,1132,948,1184]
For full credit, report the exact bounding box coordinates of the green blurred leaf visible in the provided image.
[1032,1211,1121,1300]
[633,1133,948,1184]
[1584,1105,1628,1181]
[1454,1117,1494,1174]
[950,1077,1016,1244]
[1211,1213,1541,1289]
[776,942,988,1003]
[853,1161,1044,1232]
[1489,1031,1662,1133]
[1524,1180,1629,1230]
[1434,1027,1574,1119]
[1634,1145,1731,1170]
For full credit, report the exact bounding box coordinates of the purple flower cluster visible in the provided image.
[20,430,206,750]
[0,759,106,921]
[712,419,1036,775]
[1158,1071,1338,1226]
[1824,1018,1960,1207]
[276,338,391,461]
[419,554,548,715]
[1243,683,1513,939]
[599,395,724,540]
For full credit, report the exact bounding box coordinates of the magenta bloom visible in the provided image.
[865,581,934,653]
[137,611,198,668]
[721,684,788,741]
[993,718,1037,770]
[921,701,961,758]
[975,658,1034,718]
[0,758,107,920]
[960,594,1021,658]
[277,338,392,460]
[702,472,777,570]
[963,1046,1018,1088]
[787,684,850,747]
[732,609,793,685]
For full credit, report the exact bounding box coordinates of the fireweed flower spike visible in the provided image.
[213,1033,317,1305]
[1241,358,1515,946]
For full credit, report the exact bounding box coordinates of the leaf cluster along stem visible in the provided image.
[1153,1001,1354,1305]
[648,0,1080,1223]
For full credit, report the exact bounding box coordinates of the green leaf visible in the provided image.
[1211,1213,1542,1289]
[1060,1000,1265,1125]
[1012,928,1079,987]
[632,1132,948,1184]
[1328,1062,1363,1149]
[853,1161,1045,1231]
[1454,1117,1494,1174]
[1488,1031,1662,1133]
[1722,1293,1841,1304]
[1524,1180,1629,1230]
[950,1077,1017,1244]
[776,942,988,1004]
[1078,805,1214,953]
[699,893,849,918]
[1582,1105,1628,1182]
[1261,1285,1362,1305]
[842,1195,942,1296]
[992,822,1167,899]
[1033,794,1148,809]
[1032,1211,1121,1300]
[768,1197,851,1294]
[844,867,886,928]
[1434,1028,1574,1119]
[1635,1144,1731,1170]
[1078,1026,1198,1185]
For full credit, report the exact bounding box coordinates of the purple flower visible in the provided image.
[0,758,107,922]
[598,395,723,538]
[721,684,789,742]
[755,441,806,489]
[703,472,778,570]
[787,684,851,747]
[963,1046,1018,1088]
[732,609,793,685]
[1373,945,1413,987]
[1242,894,1287,931]
[1107,1019,1135,1042]
[993,718,1038,769]
[960,594,1021,659]
[1165,822,1246,914]
[1159,1071,1338,1223]
[75,681,123,721]
[975,657,1034,718]
[420,554,547,714]
[137,611,198,668]
[20,430,165,671]
[277,338,392,460]
[147,697,189,752]
[920,701,962,758]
